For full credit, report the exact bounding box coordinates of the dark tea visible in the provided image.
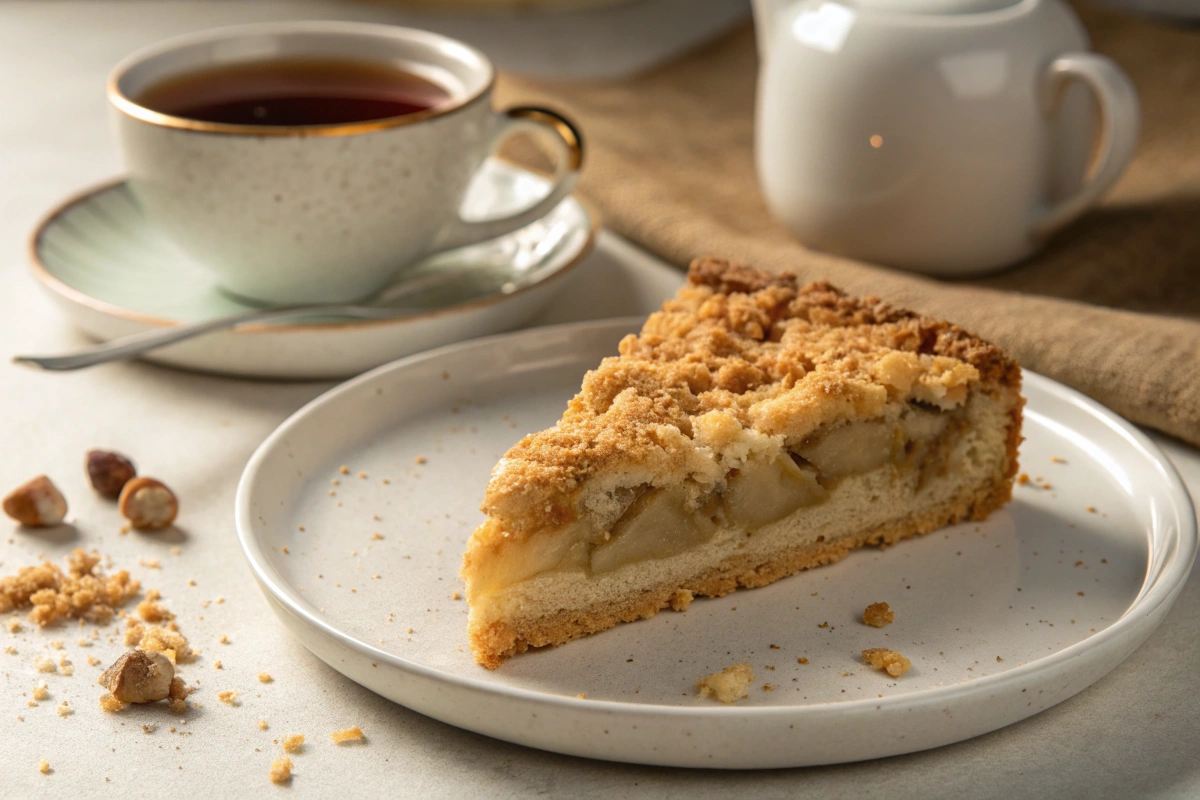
[135,58,453,126]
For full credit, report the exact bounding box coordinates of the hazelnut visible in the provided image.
[118,477,178,530]
[2,475,68,527]
[86,450,136,499]
[98,649,174,703]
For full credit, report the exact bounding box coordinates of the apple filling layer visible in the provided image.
[472,404,960,596]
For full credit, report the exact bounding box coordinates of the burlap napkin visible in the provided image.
[497,4,1200,447]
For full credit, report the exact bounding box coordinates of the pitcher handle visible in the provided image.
[1031,53,1140,237]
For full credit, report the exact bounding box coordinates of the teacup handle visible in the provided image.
[1031,53,1140,237]
[432,106,584,252]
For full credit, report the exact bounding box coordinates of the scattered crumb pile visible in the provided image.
[696,663,755,704]
[862,648,911,677]
[0,549,139,626]
[863,602,895,628]
[331,726,365,744]
[269,757,293,784]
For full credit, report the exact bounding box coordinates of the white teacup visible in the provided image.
[754,0,1140,276]
[109,22,583,304]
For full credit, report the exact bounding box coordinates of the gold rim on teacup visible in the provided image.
[106,21,494,137]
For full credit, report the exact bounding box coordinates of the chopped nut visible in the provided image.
[282,734,305,753]
[331,725,364,744]
[99,649,174,703]
[863,601,895,628]
[118,478,178,530]
[86,450,137,499]
[863,648,912,677]
[3,476,68,527]
[696,663,755,704]
[268,756,293,784]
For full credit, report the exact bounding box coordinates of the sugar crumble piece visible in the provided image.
[797,657,809,664]
[38,759,50,775]
[817,621,828,629]
[213,661,223,670]
[216,597,225,605]
[56,701,72,717]
[218,633,229,644]
[339,466,350,475]
[282,734,305,753]
[863,648,912,677]
[370,533,383,541]
[218,690,239,705]
[762,684,775,691]
[4,645,16,655]
[258,673,272,683]
[99,693,127,713]
[1086,506,1097,513]
[258,719,269,731]
[414,456,427,465]
[49,639,64,650]
[6,618,21,633]
[34,656,56,673]
[331,725,365,744]
[1051,456,1067,464]
[1017,473,1030,485]
[57,655,73,676]
[451,591,461,601]
[357,471,367,479]
[575,693,587,699]
[138,558,160,570]
[696,663,755,704]
[268,756,293,784]
[863,601,895,628]
[170,546,182,556]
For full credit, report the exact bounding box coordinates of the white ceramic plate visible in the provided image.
[235,318,1196,768]
[29,160,597,379]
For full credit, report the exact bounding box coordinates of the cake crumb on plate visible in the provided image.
[863,601,895,628]
[696,663,754,703]
[863,648,911,677]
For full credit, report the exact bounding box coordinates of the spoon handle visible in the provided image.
[11,304,394,371]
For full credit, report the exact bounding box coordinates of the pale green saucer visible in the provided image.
[30,160,597,379]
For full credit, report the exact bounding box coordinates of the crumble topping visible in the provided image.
[696,663,755,703]
[863,648,911,677]
[863,602,895,628]
[476,259,1017,540]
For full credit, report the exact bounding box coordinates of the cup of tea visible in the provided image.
[108,22,583,304]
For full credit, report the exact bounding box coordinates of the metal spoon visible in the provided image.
[15,221,571,372]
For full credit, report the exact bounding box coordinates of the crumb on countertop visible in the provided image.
[258,673,272,683]
[797,657,809,664]
[282,734,305,753]
[1017,473,1030,485]
[269,756,293,784]
[696,663,755,704]
[218,690,238,705]
[259,719,269,730]
[863,601,895,628]
[863,648,911,677]
[38,759,50,775]
[331,726,364,744]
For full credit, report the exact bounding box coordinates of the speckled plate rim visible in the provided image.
[27,172,600,334]
[235,318,1197,765]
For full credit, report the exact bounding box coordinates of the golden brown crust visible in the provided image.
[468,474,1010,669]
[471,259,1020,543]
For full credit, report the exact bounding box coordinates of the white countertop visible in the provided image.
[1,2,1197,797]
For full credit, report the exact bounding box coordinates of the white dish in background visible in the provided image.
[235,318,1196,769]
[29,159,596,379]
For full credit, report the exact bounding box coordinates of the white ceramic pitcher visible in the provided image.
[753,0,1140,276]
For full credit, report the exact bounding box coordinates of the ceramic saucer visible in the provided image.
[29,159,597,379]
